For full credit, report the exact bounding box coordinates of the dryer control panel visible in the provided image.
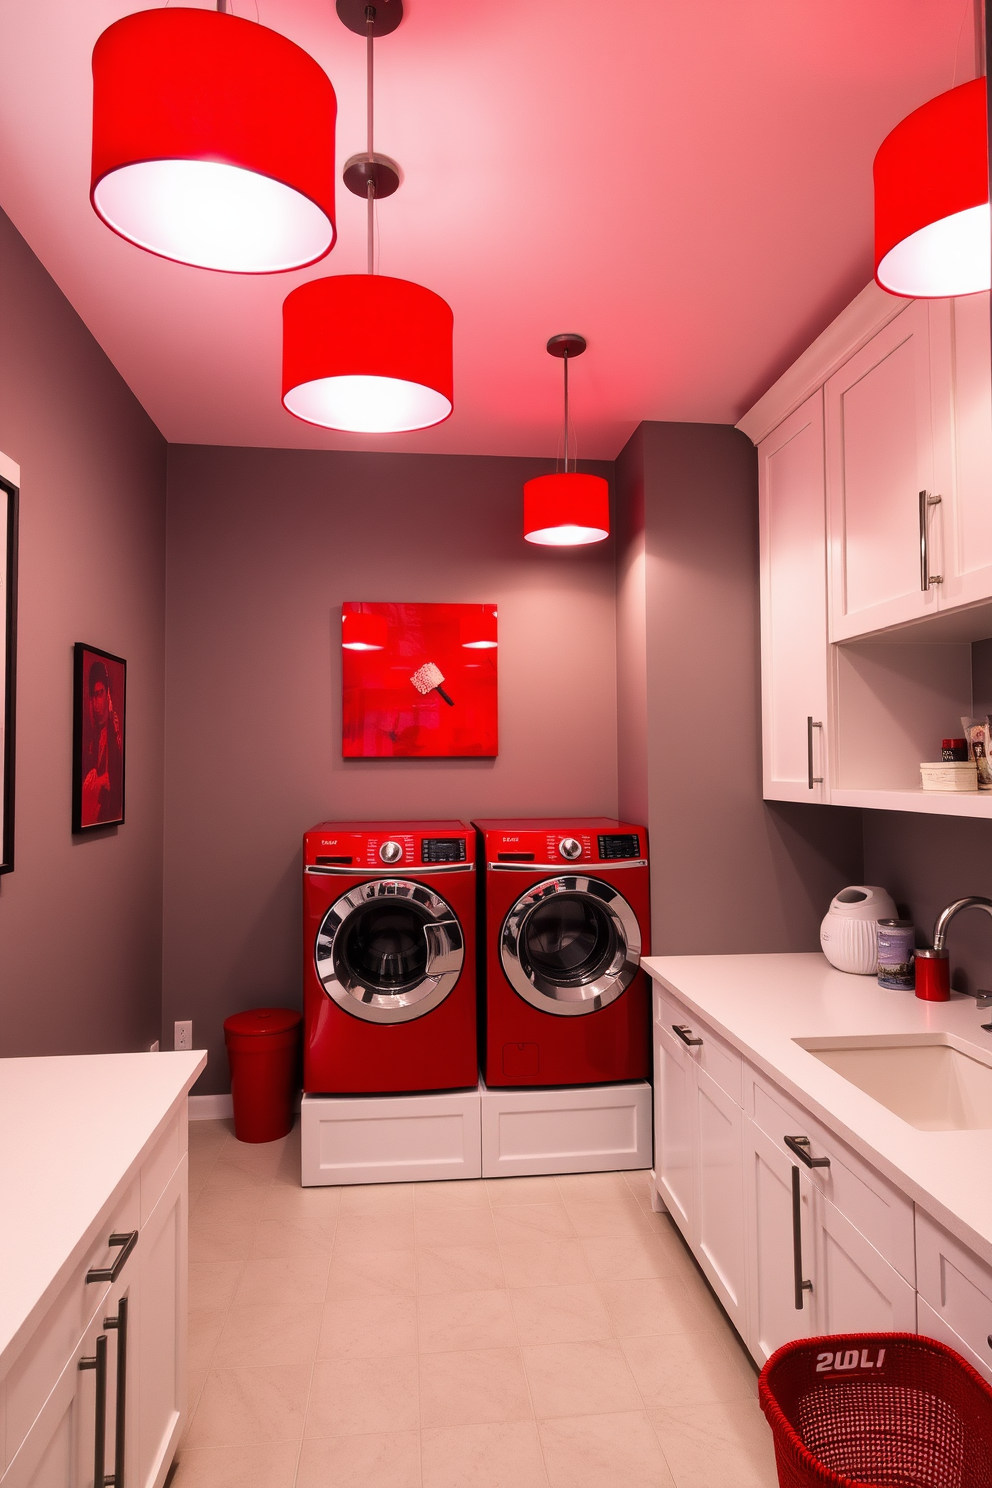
[304,821,475,870]
[481,821,646,865]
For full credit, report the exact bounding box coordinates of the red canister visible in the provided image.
[914,948,950,1001]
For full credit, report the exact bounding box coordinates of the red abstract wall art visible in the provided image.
[342,602,498,758]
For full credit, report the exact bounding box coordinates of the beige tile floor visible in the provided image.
[172,1119,778,1488]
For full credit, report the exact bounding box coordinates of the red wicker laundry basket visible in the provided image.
[758,1333,992,1488]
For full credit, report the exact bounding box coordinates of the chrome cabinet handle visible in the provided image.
[79,1334,109,1488]
[807,718,823,789]
[103,1296,128,1488]
[672,1024,703,1047]
[785,1134,830,1169]
[791,1168,813,1310]
[919,490,943,590]
[87,1232,138,1284]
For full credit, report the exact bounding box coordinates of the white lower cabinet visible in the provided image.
[654,984,919,1369]
[653,998,746,1335]
[1,1109,189,1488]
[916,1208,992,1385]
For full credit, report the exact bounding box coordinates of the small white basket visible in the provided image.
[920,761,979,792]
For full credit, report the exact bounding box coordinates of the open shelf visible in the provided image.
[830,787,992,819]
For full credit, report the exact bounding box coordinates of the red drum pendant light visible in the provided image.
[282,0,453,434]
[342,607,387,650]
[90,6,337,273]
[874,78,989,298]
[524,335,609,546]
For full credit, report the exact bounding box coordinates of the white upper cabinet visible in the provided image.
[825,301,939,640]
[930,292,992,611]
[758,391,829,801]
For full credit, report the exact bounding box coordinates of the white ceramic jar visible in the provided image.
[819,885,898,975]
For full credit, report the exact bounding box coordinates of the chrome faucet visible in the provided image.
[934,896,992,951]
[932,897,992,1009]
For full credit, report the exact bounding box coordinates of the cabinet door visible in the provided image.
[811,1195,916,1336]
[930,292,992,611]
[694,1066,746,1333]
[134,1159,187,1488]
[653,1022,694,1239]
[744,1121,813,1366]
[2,1271,131,1488]
[826,300,938,639]
[759,391,830,801]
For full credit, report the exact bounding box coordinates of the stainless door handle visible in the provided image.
[919,490,942,590]
[807,718,823,789]
[791,1167,813,1310]
[103,1296,128,1488]
[672,1024,703,1046]
[79,1333,109,1488]
[785,1134,830,1169]
[87,1232,138,1284]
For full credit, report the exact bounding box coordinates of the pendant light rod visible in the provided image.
[367,5,375,274]
[546,333,586,475]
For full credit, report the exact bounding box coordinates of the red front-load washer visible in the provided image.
[474,818,650,1087]
[303,820,478,1094]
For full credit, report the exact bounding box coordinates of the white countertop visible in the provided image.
[641,952,992,1268]
[0,1050,206,1371]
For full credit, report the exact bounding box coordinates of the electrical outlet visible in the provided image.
[149,1039,160,1053]
[174,1021,192,1051]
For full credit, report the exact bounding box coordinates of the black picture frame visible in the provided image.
[0,476,18,873]
[72,643,126,833]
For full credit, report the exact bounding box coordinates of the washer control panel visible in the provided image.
[379,840,404,864]
[558,837,582,860]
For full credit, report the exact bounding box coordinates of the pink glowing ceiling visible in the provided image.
[0,0,977,458]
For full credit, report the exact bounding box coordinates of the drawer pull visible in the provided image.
[79,1333,108,1488]
[87,1230,138,1284]
[785,1134,830,1169]
[791,1168,813,1309]
[103,1296,128,1488]
[672,1024,703,1047]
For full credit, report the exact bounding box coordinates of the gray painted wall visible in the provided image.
[864,811,992,995]
[0,208,166,1058]
[615,421,863,955]
[163,445,618,1092]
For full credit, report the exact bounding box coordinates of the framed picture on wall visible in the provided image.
[342,601,498,758]
[72,643,126,832]
[0,470,18,872]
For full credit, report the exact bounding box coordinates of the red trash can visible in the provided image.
[223,1007,302,1143]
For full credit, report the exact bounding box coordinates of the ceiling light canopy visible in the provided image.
[523,335,609,547]
[874,77,989,298]
[91,7,337,273]
[281,0,453,435]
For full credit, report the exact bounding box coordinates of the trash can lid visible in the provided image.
[223,1007,302,1037]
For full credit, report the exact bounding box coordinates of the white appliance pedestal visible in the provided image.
[480,1079,652,1178]
[300,1088,483,1186]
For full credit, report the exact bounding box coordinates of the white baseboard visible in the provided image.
[189,1093,233,1121]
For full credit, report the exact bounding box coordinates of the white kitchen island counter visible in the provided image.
[0,1050,204,1488]
[642,951,992,1269]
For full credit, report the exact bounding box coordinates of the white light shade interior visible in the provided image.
[462,640,498,648]
[525,523,609,546]
[342,641,384,650]
[877,203,990,297]
[93,159,334,272]
[284,374,452,433]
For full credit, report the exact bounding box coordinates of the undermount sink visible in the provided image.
[794,1034,992,1131]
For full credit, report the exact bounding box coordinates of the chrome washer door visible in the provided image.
[500,875,641,1017]
[316,878,464,1025]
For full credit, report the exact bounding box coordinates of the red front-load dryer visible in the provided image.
[475,818,650,1087]
[303,820,478,1094]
